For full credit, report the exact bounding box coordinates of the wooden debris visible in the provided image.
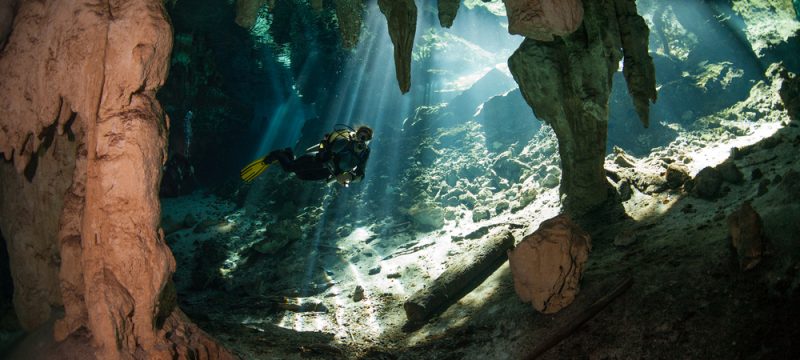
[525,277,634,359]
[403,230,515,329]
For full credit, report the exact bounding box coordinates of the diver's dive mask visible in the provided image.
[356,131,370,142]
[354,140,367,153]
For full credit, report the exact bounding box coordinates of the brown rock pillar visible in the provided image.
[0,0,232,358]
[507,0,655,215]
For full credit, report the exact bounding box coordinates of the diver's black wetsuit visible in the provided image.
[272,149,330,181]
[269,136,370,182]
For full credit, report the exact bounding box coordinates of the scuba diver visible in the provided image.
[240,124,373,186]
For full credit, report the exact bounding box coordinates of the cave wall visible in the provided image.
[0,0,230,358]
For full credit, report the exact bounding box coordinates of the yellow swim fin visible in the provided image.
[240,158,274,183]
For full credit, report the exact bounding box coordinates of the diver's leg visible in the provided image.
[290,155,331,181]
[265,148,296,172]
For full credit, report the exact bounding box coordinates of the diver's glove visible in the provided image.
[335,172,353,187]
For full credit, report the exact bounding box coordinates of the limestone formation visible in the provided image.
[503,0,584,41]
[728,202,764,271]
[508,0,656,215]
[0,0,231,358]
[379,0,417,93]
[438,0,460,28]
[235,0,269,28]
[508,214,591,313]
[335,0,364,48]
[615,0,657,127]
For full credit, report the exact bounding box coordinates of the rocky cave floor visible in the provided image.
[157,110,800,359]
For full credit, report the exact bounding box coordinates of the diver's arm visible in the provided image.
[350,148,369,183]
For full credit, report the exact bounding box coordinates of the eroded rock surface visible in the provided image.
[379,0,417,93]
[503,0,583,41]
[728,202,764,271]
[508,0,656,215]
[508,214,591,313]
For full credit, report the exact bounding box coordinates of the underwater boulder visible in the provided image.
[691,167,723,200]
[492,151,526,182]
[408,202,446,230]
[716,160,744,185]
[508,214,591,314]
[251,220,303,255]
[665,163,690,190]
[728,202,764,271]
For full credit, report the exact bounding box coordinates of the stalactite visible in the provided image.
[615,0,657,128]
[438,0,460,28]
[379,0,417,94]
[335,0,364,48]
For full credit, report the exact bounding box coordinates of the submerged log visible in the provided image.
[404,230,515,328]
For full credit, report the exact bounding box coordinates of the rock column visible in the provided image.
[0,0,232,358]
[507,0,655,215]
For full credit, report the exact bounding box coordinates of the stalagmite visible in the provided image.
[508,0,656,215]
[438,0,460,28]
[0,0,232,358]
[379,0,417,93]
[503,0,584,41]
[335,0,364,48]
